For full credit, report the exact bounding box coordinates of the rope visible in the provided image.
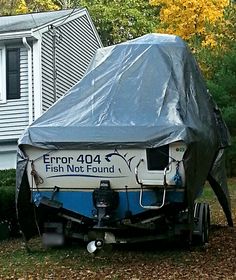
[173,161,183,187]
[30,161,43,238]
[30,161,44,186]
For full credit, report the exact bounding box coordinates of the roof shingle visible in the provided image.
[0,9,81,34]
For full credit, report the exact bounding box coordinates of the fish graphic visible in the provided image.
[105,149,135,171]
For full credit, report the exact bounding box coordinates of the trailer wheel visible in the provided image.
[193,202,210,245]
[203,203,210,244]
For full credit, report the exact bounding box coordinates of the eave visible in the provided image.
[0,30,38,41]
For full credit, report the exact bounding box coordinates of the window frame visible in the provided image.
[0,46,21,103]
[0,46,6,104]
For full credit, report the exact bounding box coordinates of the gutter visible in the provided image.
[0,31,33,41]
[22,37,33,124]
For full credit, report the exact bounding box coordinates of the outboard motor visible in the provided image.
[92,180,119,227]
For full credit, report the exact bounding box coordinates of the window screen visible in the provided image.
[146,145,169,170]
[6,48,20,100]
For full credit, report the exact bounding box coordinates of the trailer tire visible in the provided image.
[203,203,210,244]
[193,202,210,246]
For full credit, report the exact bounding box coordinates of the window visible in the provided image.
[146,145,169,171]
[0,47,20,103]
[6,48,20,100]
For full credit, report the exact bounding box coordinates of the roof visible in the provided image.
[0,8,82,34]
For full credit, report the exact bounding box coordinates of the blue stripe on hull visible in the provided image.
[33,189,185,219]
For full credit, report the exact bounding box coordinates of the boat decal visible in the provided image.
[105,149,135,171]
[47,174,128,179]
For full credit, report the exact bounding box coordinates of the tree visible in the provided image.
[16,0,60,13]
[72,0,160,46]
[0,0,18,15]
[206,43,236,134]
[149,0,229,47]
[55,0,73,9]
[0,0,59,15]
[196,4,236,176]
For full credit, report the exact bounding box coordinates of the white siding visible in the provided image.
[41,32,54,111]
[0,142,17,169]
[0,47,29,141]
[41,14,101,112]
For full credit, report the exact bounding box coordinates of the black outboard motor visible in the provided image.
[93,180,119,227]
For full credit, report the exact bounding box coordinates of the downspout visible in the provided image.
[22,37,33,124]
[51,25,57,102]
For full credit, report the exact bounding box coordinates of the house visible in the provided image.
[0,8,102,169]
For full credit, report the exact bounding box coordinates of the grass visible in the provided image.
[0,178,235,279]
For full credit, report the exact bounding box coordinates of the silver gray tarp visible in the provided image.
[16,34,233,239]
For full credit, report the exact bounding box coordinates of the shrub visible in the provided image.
[226,137,236,177]
[0,169,15,188]
[0,169,18,236]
